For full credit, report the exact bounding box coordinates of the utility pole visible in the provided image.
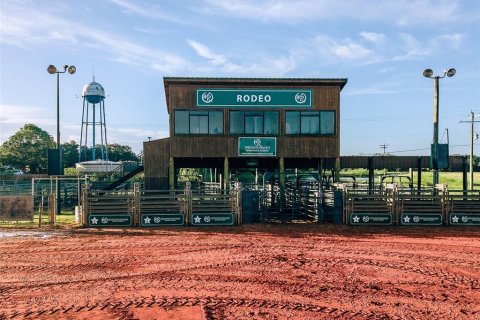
[460,111,479,190]
[380,143,389,156]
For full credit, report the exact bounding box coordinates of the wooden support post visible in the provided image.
[417,156,422,191]
[334,157,341,183]
[462,156,468,195]
[368,157,374,190]
[279,157,285,211]
[169,157,175,191]
[223,157,229,190]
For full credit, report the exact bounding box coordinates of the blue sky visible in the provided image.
[1,0,479,156]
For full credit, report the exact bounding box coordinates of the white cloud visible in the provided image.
[109,0,187,24]
[202,0,462,25]
[360,32,385,44]
[187,39,228,65]
[334,43,372,60]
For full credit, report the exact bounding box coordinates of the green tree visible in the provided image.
[0,124,55,173]
[106,143,139,162]
[62,140,79,168]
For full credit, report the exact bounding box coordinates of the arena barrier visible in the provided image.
[81,183,242,227]
[344,186,480,226]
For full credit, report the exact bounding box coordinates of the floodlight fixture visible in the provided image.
[68,65,76,74]
[423,69,433,78]
[47,65,57,74]
[446,68,456,77]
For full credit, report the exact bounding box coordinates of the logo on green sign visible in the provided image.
[239,137,276,157]
[196,89,312,107]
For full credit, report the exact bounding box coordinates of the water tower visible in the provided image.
[78,77,108,162]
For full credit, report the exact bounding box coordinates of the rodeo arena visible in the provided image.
[1,77,480,320]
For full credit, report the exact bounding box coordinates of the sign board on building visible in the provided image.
[400,214,443,225]
[0,196,34,221]
[196,89,312,107]
[238,137,276,157]
[192,213,235,226]
[88,214,132,227]
[140,214,184,226]
[349,213,392,225]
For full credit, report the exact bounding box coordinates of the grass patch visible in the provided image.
[0,211,78,229]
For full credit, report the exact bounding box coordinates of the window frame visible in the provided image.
[285,110,336,136]
[174,109,224,135]
[229,110,279,136]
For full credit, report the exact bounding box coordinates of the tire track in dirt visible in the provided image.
[6,296,398,320]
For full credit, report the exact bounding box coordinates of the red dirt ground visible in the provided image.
[0,224,479,320]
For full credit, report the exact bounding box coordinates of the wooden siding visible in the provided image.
[144,138,170,189]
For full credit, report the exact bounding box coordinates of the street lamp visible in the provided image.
[47,64,76,215]
[423,67,456,186]
[47,65,76,149]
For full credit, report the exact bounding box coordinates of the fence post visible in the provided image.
[185,182,191,225]
[133,183,140,226]
[235,182,242,225]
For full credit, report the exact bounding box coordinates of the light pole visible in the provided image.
[47,64,76,215]
[423,68,456,186]
[47,65,76,148]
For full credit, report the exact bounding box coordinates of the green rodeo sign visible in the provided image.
[196,89,312,107]
[192,213,235,226]
[141,214,185,226]
[88,214,132,227]
[400,214,443,226]
[239,137,276,157]
[449,214,480,226]
[349,213,392,225]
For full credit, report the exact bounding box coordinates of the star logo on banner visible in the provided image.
[353,215,360,223]
[91,217,98,225]
[194,215,201,224]
[144,216,151,224]
[452,215,459,223]
[403,215,411,223]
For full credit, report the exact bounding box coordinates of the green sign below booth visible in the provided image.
[88,214,132,227]
[349,213,392,225]
[400,214,443,226]
[141,214,185,226]
[192,213,235,226]
[449,214,480,226]
[196,89,312,107]
[239,137,276,157]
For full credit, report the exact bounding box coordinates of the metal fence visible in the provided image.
[81,182,242,227]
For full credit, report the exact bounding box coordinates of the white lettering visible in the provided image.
[236,94,273,104]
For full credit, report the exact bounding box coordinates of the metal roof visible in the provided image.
[163,77,347,88]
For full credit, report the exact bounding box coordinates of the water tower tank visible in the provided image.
[82,81,105,104]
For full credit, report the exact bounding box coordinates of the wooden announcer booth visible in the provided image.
[144,77,348,192]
